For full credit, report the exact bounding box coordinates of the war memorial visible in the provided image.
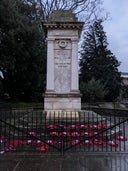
[44,10,84,111]
[0,10,128,171]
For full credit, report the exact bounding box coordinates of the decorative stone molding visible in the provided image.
[58,40,67,48]
[44,23,84,38]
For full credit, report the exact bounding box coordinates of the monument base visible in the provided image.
[46,110,79,120]
[44,93,81,111]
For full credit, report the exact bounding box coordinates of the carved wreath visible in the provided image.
[59,40,67,48]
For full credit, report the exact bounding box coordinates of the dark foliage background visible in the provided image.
[79,20,121,102]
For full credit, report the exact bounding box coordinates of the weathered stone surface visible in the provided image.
[46,111,79,120]
[44,95,81,110]
[1,154,128,171]
[54,40,71,93]
[49,10,78,22]
[44,10,84,111]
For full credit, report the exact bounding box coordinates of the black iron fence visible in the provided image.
[0,109,128,155]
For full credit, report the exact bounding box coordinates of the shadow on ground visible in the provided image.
[0,153,128,171]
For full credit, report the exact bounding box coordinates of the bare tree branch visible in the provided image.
[30,0,107,30]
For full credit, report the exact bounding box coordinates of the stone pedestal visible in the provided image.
[44,93,81,110]
[44,10,84,111]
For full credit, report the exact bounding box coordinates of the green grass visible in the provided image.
[10,102,44,109]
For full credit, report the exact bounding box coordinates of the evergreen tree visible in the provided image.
[80,78,108,103]
[121,85,128,100]
[0,0,46,101]
[79,20,121,102]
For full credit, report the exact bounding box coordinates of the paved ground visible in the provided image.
[0,153,128,171]
[1,110,128,171]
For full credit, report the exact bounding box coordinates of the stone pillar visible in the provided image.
[46,38,54,92]
[71,39,79,92]
[44,10,84,111]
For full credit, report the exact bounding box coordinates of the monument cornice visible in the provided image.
[43,22,84,30]
[46,37,79,41]
[43,22,84,38]
[44,93,81,98]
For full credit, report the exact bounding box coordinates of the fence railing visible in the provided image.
[0,110,128,155]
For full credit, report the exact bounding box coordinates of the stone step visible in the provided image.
[46,111,79,120]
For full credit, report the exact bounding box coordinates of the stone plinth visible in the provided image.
[46,110,79,120]
[44,93,81,110]
[44,10,84,111]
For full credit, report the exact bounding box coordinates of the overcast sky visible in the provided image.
[103,0,128,73]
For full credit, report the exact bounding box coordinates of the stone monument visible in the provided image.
[44,10,84,111]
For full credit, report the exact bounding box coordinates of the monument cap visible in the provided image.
[49,10,78,22]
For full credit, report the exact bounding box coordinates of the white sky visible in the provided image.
[103,0,128,73]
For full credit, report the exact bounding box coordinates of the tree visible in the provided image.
[121,85,128,100]
[32,0,105,28]
[79,20,121,102]
[0,0,46,101]
[80,78,108,103]
[0,0,106,102]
